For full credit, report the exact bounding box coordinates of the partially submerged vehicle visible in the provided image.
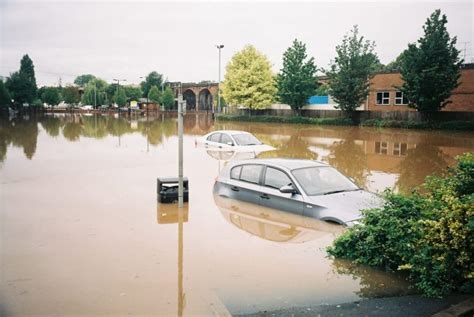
[196,130,274,153]
[213,158,384,226]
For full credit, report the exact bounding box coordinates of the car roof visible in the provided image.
[208,130,251,136]
[232,158,328,171]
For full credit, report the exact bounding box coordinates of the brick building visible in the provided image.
[367,63,474,112]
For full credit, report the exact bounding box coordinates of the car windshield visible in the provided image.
[232,133,262,146]
[292,166,358,196]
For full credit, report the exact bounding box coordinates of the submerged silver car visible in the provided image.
[213,159,384,226]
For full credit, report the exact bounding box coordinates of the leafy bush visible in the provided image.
[328,153,474,297]
[216,114,353,126]
[361,119,474,131]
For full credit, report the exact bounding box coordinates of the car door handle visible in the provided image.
[260,194,270,199]
[231,186,240,192]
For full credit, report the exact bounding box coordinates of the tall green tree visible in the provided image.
[74,74,96,87]
[384,51,407,72]
[277,39,318,115]
[41,87,61,107]
[0,81,12,108]
[114,86,127,107]
[5,54,38,106]
[81,79,108,107]
[148,85,161,104]
[140,72,163,98]
[327,25,378,117]
[161,87,175,110]
[62,85,81,106]
[222,45,276,110]
[124,85,143,101]
[400,10,462,112]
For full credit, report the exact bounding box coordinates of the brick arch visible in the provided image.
[174,83,219,111]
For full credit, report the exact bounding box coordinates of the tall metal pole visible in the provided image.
[177,91,184,208]
[216,44,224,114]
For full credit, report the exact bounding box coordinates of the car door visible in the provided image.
[226,164,264,206]
[220,133,234,149]
[205,132,222,148]
[258,166,304,215]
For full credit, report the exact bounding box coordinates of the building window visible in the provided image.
[393,143,407,156]
[376,91,390,105]
[375,141,388,154]
[395,91,408,105]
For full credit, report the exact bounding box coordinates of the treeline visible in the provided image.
[0,61,176,110]
[221,9,462,117]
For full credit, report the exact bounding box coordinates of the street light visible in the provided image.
[216,44,224,114]
[113,78,127,110]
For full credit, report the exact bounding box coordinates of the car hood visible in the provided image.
[307,190,384,224]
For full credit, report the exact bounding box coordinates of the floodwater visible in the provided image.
[0,113,473,316]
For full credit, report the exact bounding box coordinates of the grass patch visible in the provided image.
[362,119,474,130]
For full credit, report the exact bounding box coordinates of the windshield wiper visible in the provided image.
[323,188,361,195]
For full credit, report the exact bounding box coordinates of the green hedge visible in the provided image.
[361,119,474,130]
[327,153,474,297]
[217,115,474,130]
[216,115,353,126]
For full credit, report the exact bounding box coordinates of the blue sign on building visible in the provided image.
[308,95,329,104]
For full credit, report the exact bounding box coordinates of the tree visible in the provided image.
[81,79,108,107]
[62,85,81,106]
[124,85,143,101]
[315,84,329,96]
[0,81,12,108]
[277,39,318,115]
[140,71,163,98]
[5,54,38,106]
[327,25,378,117]
[114,86,127,107]
[41,87,61,107]
[148,85,161,104]
[161,87,175,110]
[384,51,407,72]
[400,10,462,112]
[74,74,96,87]
[221,45,276,110]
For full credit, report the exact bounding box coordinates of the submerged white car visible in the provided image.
[196,130,274,152]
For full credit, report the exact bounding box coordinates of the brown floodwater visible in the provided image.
[0,113,473,316]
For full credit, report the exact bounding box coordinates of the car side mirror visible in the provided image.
[279,185,295,194]
[227,142,234,146]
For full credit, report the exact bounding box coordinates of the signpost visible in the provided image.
[177,93,185,208]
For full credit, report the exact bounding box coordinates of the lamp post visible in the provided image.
[216,44,224,114]
[113,78,127,112]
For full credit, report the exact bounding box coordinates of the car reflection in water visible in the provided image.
[214,194,344,243]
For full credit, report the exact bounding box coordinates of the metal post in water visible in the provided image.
[178,93,184,208]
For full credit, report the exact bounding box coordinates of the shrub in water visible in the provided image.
[328,152,474,297]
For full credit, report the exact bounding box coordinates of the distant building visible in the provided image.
[313,64,474,112]
[366,63,474,112]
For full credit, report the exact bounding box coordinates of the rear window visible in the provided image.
[239,165,263,184]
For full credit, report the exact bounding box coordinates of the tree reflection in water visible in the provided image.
[0,116,39,160]
[327,139,369,188]
[396,144,449,193]
[258,134,317,160]
[331,258,412,298]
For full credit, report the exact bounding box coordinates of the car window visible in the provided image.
[233,133,262,146]
[221,134,233,145]
[239,165,263,184]
[207,133,221,143]
[292,166,358,196]
[230,166,242,180]
[264,167,292,189]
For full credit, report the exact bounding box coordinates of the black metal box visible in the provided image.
[157,177,189,204]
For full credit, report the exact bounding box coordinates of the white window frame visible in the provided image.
[376,91,390,105]
[395,91,408,105]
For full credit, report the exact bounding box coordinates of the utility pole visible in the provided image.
[177,87,185,208]
[216,44,224,115]
[113,78,127,112]
[94,82,97,109]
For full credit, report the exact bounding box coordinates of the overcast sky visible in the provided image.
[1,0,472,86]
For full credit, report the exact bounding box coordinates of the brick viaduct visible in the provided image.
[172,82,219,111]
